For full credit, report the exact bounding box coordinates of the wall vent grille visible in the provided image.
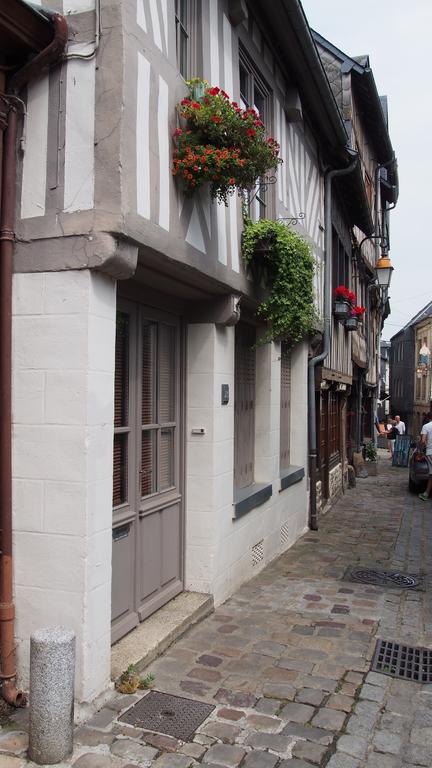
[252,540,264,566]
[280,522,290,548]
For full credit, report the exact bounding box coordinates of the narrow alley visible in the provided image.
[3,452,432,768]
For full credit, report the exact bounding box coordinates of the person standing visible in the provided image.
[394,415,406,435]
[386,418,398,457]
[419,412,432,501]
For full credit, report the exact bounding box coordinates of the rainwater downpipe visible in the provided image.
[308,154,358,531]
[0,12,68,707]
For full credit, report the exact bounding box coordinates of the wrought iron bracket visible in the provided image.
[277,212,305,226]
[247,175,277,205]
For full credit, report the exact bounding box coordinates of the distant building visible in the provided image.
[378,340,391,421]
[390,301,432,435]
[412,309,432,436]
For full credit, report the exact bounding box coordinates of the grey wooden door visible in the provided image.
[111,301,183,643]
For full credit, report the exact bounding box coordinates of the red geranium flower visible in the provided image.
[191,102,201,109]
[247,128,256,137]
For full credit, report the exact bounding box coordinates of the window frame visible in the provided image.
[175,0,188,78]
[279,344,292,473]
[239,47,273,221]
[234,322,257,491]
[175,0,196,80]
[112,301,181,519]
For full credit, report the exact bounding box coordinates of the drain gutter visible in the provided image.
[308,154,358,531]
[0,10,68,707]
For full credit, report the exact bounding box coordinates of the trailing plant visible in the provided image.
[242,217,317,344]
[116,663,155,694]
[365,441,377,461]
[172,79,281,203]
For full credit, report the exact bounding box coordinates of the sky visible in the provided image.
[301,0,432,341]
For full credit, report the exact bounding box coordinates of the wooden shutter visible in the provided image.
[113,312,129,507]
[159,323,176,490]
[280,345,291,471]
[234,323,256,489]
[329,390,340,459]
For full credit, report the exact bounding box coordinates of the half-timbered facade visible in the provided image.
[6,0,397,708]
[314,33,398,507]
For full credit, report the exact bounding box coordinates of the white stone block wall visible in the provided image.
[185,326,309,606]
[12,269,116,704]
[329,463,343,501]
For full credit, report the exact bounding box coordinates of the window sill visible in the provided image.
[279,466,305,492]
[233,482,272,519]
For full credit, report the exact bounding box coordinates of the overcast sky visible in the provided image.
[301,0,432,341]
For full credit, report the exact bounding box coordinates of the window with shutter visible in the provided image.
[175,0,189,77]
[329,390,340,459]
[112,302,183,641]
[113,312,130,507]
[280,345,291,472]
[234,323,256,489]
[140,321,177,498]
[239,49,271,221]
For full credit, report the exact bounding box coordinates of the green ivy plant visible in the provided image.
[242,217,317,345]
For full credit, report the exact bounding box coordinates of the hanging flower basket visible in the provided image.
[241,218,317,344]
[171,79,282,204]
[345,305,366,330]
[334,285,357,322]
[345,316,359,331]
[334,299,351,320]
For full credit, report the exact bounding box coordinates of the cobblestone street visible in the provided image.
[2,452,432,768]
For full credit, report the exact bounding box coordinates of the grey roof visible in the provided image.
[390,300,432,341]
[403,301,432,330]
[312,29,398,202]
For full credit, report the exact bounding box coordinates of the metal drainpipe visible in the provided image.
[0,12,68,708]
[308,154,358,531]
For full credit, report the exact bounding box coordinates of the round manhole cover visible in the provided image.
[388,572,420,588]
[347,567,422,589]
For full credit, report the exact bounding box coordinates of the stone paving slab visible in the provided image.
[2,455,432,767]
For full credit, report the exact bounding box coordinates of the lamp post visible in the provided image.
[354,236,395,450]
[375,254,394,292]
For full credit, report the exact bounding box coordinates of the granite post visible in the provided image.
[28,627,75,764]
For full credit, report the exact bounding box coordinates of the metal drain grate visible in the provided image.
[119,691,214,740]
[344,567,423,590]
[371,639,432,682]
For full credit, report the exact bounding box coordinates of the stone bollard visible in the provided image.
[29,627,76,765]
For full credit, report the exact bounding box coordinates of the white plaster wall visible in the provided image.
[185,326,309,606]
[12,269,116,704]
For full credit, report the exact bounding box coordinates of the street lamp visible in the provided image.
[375,254,394,291]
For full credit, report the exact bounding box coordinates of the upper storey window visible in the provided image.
[175,0,190,78]
[239,60,268,121]
[239,56,270,219]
